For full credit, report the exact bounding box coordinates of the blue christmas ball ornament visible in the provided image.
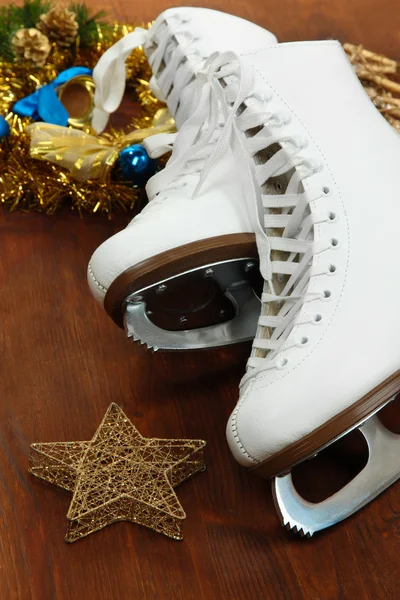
[0,116,10,138]
[117,144,157,185]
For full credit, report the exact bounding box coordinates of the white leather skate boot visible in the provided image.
[88,10,276,350]
[92,7,277,133]
[208,42,400,534]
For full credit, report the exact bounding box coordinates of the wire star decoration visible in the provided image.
[29,403,207,542]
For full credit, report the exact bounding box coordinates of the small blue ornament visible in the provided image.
[0,116,10,138]
[117,144,156,185]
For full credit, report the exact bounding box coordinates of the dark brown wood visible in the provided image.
[1,1,400,598]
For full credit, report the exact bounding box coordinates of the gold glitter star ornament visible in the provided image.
[29,404,206,542]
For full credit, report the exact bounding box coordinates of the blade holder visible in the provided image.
[124,258,261,351]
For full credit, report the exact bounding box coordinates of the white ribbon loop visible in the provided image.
[92,29,148,133]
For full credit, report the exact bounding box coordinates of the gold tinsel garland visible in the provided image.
[0,21,165,215]
[0,22,158,116]
[1,37,400,215]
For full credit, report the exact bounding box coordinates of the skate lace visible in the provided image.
[141,52,272,282]
[227,67,335,384]
[146,52,334,381]
[92,12,206,132]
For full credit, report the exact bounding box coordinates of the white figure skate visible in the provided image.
[195,43,400,533]
[87,9,277,350]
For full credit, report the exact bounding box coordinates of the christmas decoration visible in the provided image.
[13,66,93,125]
[117,144,156,184]
[11,27,50,66]
[0,115,10,137]
[29,403,207,542]
[0,0,167,215]
[0,0,109,61]
[37,6,79,48]
[27,107,173,181]
[57,74,95,128]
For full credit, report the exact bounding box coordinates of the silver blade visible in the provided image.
[124,258,260,351]
[273,414,400,537]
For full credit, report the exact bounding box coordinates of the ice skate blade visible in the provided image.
[124,258,261,351]
[272,414,400,537]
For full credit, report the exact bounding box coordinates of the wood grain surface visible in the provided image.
[1,1,400,598]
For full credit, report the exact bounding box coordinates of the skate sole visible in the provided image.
[105,233,257,328]
[250,369,400,479]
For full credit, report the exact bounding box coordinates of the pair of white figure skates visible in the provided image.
[87,8,400,536]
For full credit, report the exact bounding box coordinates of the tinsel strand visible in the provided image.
[0,20,164,216]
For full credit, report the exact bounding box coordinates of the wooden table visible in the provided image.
[1,0,400,598]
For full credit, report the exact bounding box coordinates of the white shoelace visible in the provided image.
[232,79,334,383]
[92,13,206,132]
[141,52,273,282]
[143,52,334,382]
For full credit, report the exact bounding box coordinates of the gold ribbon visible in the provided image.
[27,109,176,182]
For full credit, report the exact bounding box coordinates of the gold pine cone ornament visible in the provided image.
[12,28,51,67]
[37,6,79,48]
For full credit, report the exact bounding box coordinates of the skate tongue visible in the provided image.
[194,53,273,282]
[143,57,226,202]
[192,52,252,196]
[145,51,272,283]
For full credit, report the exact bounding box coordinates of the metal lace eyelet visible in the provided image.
[276,357,289,369]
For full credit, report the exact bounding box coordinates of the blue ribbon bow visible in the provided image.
[13,67,93,126]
